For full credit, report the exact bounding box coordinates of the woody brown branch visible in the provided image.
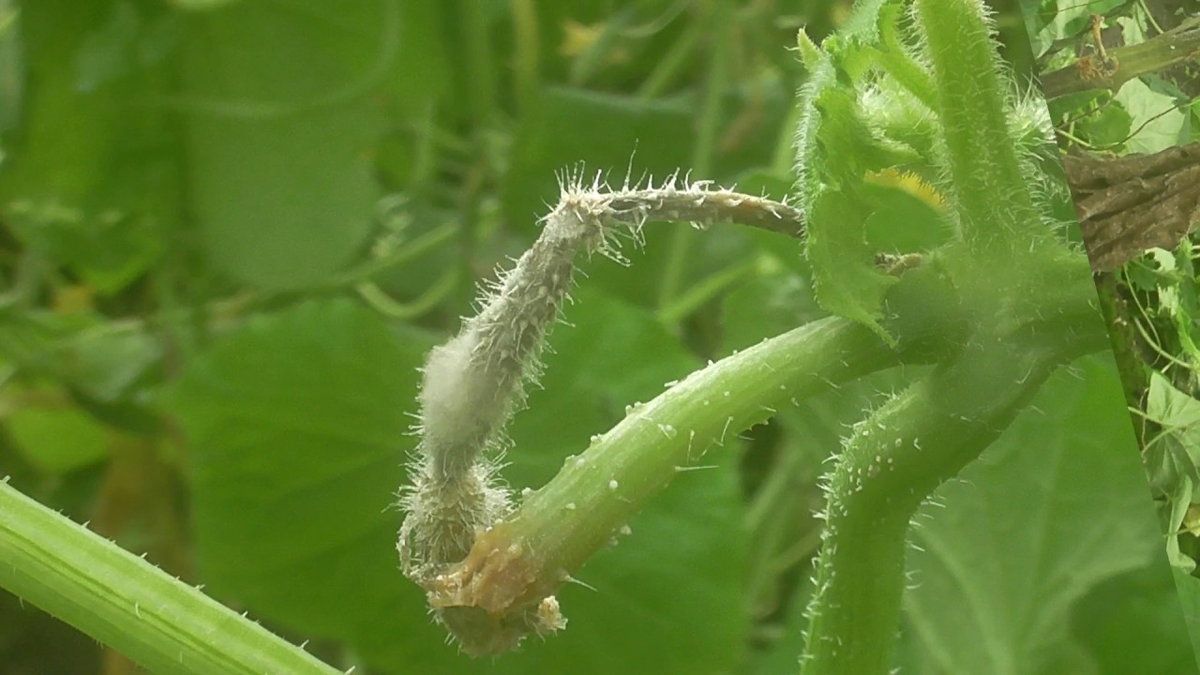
[1066,142,1200,271]
[1040,17,1200,100]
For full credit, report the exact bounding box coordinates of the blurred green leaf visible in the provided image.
[1144,372,1200,571]
[73,1,142,92]
[0,310,160,403]
[861,178,949,253]
[1070,565,1199,675]
[65,324,160,403]
[4,390,111,473]
[0,0,22,133]
[1028,0,1124,54]
[720,258,821,353]
[0,0,175,295]
[179,1,389,290]
[1146,371,1200,459]
[506,86,695,233]
[163,299,451,669]
[172,0,242,10]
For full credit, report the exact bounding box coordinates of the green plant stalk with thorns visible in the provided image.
[396,0,1111,671]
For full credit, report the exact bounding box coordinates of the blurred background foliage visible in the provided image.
[0,0,1196,674]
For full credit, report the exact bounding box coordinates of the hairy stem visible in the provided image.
[787,1,1111,669]
[424,315,900,617]
[916,0,1048,258]
[799,331,1085,674]
[0,479,340,675]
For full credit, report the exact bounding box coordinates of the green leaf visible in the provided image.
[1019,0,1057,54]
[1145,372,1200,468]
[1076,99,1133,148]
[0,310,160,404]
[1144,371,1200,570]
[64,323,161,403]
[0,3,22,134]
[4,391,111,473]
[1047,90,1105,126]
[161,300,426,648]
[1115,78,1186,154]
[1070,566,1200,675]
[794,56,905,343]
[172,0,242,10]
[861,177,948,253]
[720,256,822,352]
[180,1,387,290]
[0,1,174,295]
[165,293,748,674]
[73,3,134,91]
[806,188,898,344]
[902,357,1177,674]
[1030,0,1125,51]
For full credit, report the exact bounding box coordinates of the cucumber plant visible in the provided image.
[0,0,1175,674]
[394,0,1120,671]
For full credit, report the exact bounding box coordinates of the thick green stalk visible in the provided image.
[0,479,340,675]
[798,332,1076,674]
[424,315,902,617]
[790,4,1109,664]
[915,0,1048,257]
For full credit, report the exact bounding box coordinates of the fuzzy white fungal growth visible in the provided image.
[396,167,807,656]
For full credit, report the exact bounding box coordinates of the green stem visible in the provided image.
[355,268,458,320]
[744,441,813,618]
[794,249,1106,673]
[636,19,702,99]
[0,479,341,675]
[799,332,1073,674]
[326,222,457,288]
[426,315,902,616]
[915,0,1045,257]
